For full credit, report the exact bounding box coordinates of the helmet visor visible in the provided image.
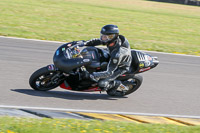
[100,34,116,43]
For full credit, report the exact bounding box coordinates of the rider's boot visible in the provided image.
[98,79,129,93]
[105,80,129,93]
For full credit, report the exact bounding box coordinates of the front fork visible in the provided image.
[47,64,65,84]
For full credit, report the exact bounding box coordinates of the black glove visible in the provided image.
[84,38,102,46]
[76,41,85,47]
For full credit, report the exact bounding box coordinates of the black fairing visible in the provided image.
[52,42,158,91]
[128,50,159,74]
[53,42,92,73]
[53,41,158,75]
[65,74,95,91]
[54,57,90,73]
[81,46,110,72]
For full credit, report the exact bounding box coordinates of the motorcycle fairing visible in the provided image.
[53,43,159,92]
[129,50,159,74]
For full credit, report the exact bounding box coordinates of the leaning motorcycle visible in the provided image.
[29,41,159,96]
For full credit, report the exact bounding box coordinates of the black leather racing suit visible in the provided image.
[85,35,132,90]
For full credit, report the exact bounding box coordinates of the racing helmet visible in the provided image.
[100,24,119,45]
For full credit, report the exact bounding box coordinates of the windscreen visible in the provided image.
[64,46,81,59]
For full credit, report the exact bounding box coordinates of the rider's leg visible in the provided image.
[98,68,129,92]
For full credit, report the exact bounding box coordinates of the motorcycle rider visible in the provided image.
[83,24,132,93]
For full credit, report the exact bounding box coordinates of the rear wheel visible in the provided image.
[123,75,143,95]
[29,66,63,91]
[106,75,143,96]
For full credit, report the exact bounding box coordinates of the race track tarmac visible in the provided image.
[0,36,200,117]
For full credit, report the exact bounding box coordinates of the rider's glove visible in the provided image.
[76,41,85,47]
[84,38,102,46]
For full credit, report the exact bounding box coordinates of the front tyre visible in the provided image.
[29,66,62,91]
[106,75,143,96]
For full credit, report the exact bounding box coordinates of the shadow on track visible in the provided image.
[11,89,127,100]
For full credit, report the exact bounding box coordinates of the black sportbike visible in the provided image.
[29,41,159,96]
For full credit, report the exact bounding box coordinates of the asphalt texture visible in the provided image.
[0,36,200,116]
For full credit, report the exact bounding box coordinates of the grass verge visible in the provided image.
[0,0,200,55]
[0,116,200,133]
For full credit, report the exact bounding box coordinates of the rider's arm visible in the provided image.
[92,49,122,79]
[84,38,103,46]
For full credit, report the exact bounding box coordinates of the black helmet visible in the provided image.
[100,24,119,44]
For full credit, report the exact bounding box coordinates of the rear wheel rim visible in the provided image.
[107,78,140,96]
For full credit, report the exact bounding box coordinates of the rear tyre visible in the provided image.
[29,66,62,91]
[106,75,143,96]
[123,75,143,95]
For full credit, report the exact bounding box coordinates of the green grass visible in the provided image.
[0,0,200,55]
[0,116,200,133]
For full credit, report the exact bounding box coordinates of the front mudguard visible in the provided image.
[47,64,57,71]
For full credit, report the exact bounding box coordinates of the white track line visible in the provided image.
[0,36,199,58]
[0,105,200,119]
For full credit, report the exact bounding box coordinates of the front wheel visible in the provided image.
[29,66,63,91]
[106,75,143,96]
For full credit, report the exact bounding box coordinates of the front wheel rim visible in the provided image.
[35,72,59,90]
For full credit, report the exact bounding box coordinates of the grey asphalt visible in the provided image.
[0,36,200,116]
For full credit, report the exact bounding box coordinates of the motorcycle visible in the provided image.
[29,41,159,96]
